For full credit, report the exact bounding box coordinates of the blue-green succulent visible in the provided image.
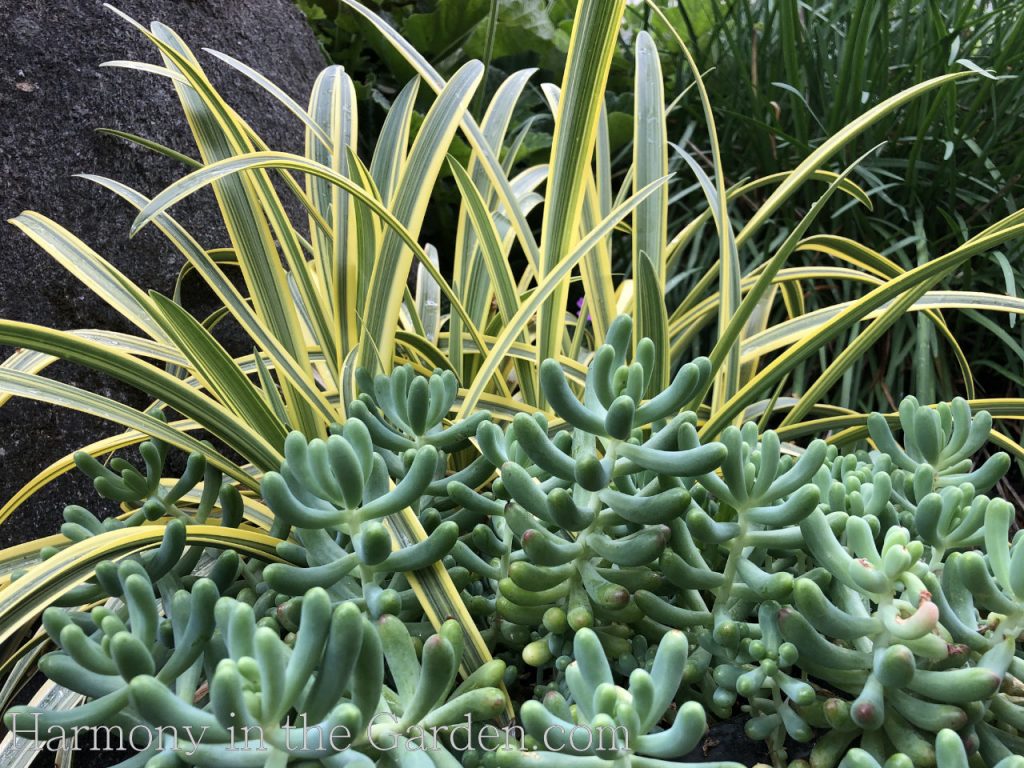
[6,317,1024,768]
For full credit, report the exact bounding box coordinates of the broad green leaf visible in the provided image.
[451,68,536,381]
[307,65,359,367]
[359,60,484,373]
[458,175,670,419]
[122,153,503,397]
[401,0,490,56]
[649,2,737,414]
[146,292,288,447]
[632,30,669,388]
[0,525,281,646]
[701,217,1024,436]
[338,0,543,279]
[536,0,626,390]
[0,323,281,473]
[9,213,169,344]
[0,367,254,488]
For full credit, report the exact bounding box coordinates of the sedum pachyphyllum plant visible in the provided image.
[4,331,1024,767]
[2,0,1024,766]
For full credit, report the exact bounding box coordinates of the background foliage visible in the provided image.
[294,0,1024,499]
[293,0,722,257]
[678,0,1024,403]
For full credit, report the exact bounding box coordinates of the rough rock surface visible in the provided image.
[0,0,326,547]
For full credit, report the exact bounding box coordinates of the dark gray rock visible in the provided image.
[0,0,326,547]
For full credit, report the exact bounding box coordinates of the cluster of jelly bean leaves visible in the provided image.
[5,317,1024,768]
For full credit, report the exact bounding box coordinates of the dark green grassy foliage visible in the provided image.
[670,0,1024,410]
